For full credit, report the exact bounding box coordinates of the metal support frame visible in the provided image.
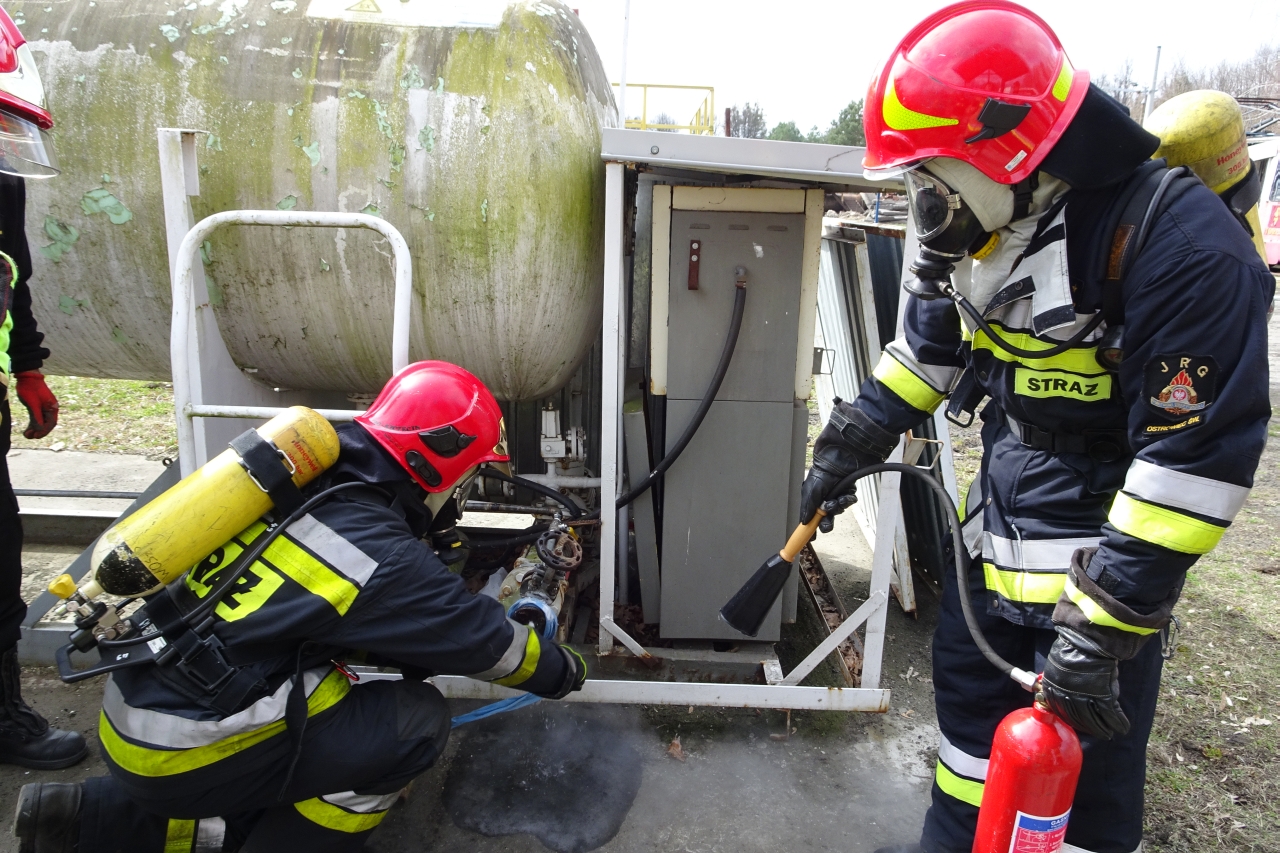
[161,128,413,476]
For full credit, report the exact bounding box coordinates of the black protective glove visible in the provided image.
[544,645,588,700]
[799,399,898,534]
[1039,628,1130,740]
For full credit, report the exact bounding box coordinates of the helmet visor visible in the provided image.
[0,110,57,178]
[903,169,959,243]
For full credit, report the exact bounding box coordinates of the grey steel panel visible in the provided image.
[666,211,805,404]
[781,400,808,624]
[659,400,793,640]
[600,129,902,193]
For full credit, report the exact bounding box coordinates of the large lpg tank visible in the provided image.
[16,0,613,400]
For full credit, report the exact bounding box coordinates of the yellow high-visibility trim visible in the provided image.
[1109,492,1225,555]
[294,798,388,834]
[263,537,360,616]
[873,354,945,413]
[883,83,959,131]
[1052,60,1074,102]
[983,563,1067,605]
[1064,579,1159,636]
[100,670,350,777]
[164,819,196,853]
[971,323,1102,375]
[935,761,984,807]
[493,629,542,687]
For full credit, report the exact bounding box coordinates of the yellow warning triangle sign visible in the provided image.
[346,0,381,13]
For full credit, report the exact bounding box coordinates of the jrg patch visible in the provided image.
[1145,354,1217,422]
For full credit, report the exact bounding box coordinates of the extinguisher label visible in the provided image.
[1009,809,1070,853]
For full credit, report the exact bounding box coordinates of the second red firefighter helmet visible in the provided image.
[355,361,510,493]
[0,5,57,178]
[862,0,1088,185]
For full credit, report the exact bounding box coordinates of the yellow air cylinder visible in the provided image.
[1145,90,1267,262]
[83,407,340,599]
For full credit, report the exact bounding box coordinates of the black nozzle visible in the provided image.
[719,553,793,637]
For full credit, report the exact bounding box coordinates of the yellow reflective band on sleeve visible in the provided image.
[1064,579,1160,636]
[1109,491,1226,555]
[873,354,945,413]
[164,819,195,853]
[983,563,1067,605]
[1014,368,1112,402]
[493,629,542,687]
[1052,60,1074,102]
[935,761,984,808]
[294,798,388,834]
[971,324,1101,375]
[262,537,361,616]
[883,83,959,131]
[100,670,350,777]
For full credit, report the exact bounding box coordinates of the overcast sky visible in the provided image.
[567,0,1280,132]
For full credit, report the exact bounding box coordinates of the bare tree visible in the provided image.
[728,103,768,139]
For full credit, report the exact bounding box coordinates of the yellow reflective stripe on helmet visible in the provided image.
[935,761,984,807]
[493,629,542,687]
[983,563,1066,605]
[262,537,360,616]
[1063,578,1160,636]
[294,798,388,834]
[873,354,945,413]
[971,324,1101,375]
[100,670,350,777]
[1109,492,1225,555]
[1052,60,1074,102]
[883,83,959,131]
[164,819,196,853]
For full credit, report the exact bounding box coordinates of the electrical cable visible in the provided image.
[616,282,747,509]
[478,468,582,518]
[827,462,1037,689]
[450,692,542,728]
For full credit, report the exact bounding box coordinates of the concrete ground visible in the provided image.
[0,448,940,852]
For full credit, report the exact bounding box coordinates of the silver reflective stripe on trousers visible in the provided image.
[320,790,400,813]
[1123,459,1249,522]
[938,734,988,780]
[884,338,960,393]
[983,533,1101,571]
[470,620,531,681]
[195,817,226,853]
[102,666,333,749]
[286,514,380,586]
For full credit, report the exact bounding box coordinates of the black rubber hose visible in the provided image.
[942,284,1105,360]
[477,468,582,518]
[617,283,747,509]
[828,462,1034,688]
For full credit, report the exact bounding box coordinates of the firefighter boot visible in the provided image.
[0,648,87,769]
[873,846,923,853]
[13,782,81,853]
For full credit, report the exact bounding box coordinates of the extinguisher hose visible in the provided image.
[828,462,1038,690]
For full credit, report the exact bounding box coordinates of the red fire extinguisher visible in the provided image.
[973,691,1083,853]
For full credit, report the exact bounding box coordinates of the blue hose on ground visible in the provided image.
[450,691,542,728]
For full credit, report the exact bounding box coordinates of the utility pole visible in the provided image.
[618,0,631,127]
[1143,45,1162,124]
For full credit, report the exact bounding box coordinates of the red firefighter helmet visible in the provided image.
[355,361,510,493]
[0,5,57,178]
[863,0,1088,185]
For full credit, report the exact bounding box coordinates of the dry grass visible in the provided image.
[9,375,177,460]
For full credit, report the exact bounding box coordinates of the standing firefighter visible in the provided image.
[14,361,587,853]
[0,6,85,771]
[800,3,1272,852]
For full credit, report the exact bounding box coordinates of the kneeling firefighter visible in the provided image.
[14,361,587,853]
[799,3,1272,853]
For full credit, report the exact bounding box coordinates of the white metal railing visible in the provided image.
[169,210,412,474]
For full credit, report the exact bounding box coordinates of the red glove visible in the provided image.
[14,371,58,439]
